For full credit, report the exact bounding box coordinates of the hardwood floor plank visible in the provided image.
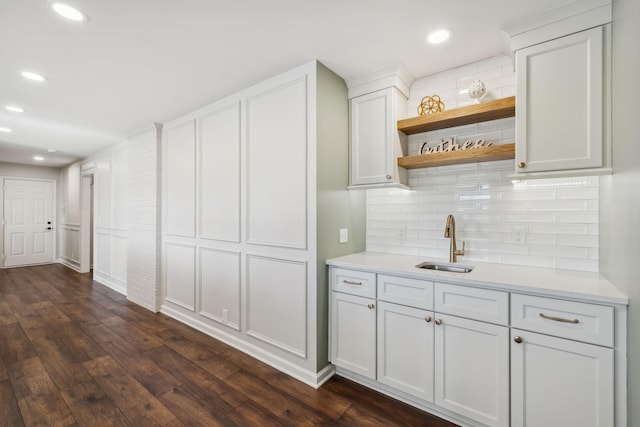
[4,294,49,332]
[157,386,234,427]
[0,379,25,427]
[32,301,72,325]
[60,379,130,427]
[145,345,246,411]
[28,334,93,390]
[0,323,38,367]
[226,401,286,427]
[0,299,17,325]
[99,337,182,397]
[224,369,332,426]
[9,356,60,399]
[17,392,77,427]
[83,355,178,426]
[102,316,164,352]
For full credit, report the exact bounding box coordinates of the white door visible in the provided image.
[434,313,509,427]
[3,179,54,267]
[330,292,376,379]
[377,301,434,402]
[511,329,614,427]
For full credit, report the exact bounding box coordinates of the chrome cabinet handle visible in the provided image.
[434,319,442,325]
[342,280,362,286]
[514,336,523,344]
[425,316,432,323]
[539,312,579,324]
[367,304,375,310]
[385,174,392,180]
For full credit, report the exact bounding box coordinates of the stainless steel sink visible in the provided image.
[415,262,474,273]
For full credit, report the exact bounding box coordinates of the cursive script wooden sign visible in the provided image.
[420,137,493,155]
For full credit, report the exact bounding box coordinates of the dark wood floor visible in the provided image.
[0,264,458,427]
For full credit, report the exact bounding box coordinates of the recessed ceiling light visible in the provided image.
[51,2,87,22]
[0,127,13,133]
[426,28,452,45]
[48,148,59,153]
[5,105,25,113]
[34,156,45,161]
[21,71,47,82]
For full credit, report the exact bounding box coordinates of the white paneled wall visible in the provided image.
[91,144,128,294]
[368,55,599,272]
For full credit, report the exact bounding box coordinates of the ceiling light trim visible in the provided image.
[426,28,452,45]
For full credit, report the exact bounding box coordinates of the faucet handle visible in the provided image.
[455,241,466,256]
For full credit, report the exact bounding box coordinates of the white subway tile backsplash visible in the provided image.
[368,55,600,274]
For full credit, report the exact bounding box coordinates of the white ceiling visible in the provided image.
[0,0,563,168]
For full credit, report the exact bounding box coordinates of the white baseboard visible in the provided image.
[93,273,127,296]
[160,304,331,388]
[58,257,81,272]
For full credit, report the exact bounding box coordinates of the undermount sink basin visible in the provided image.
[416,262,474,273]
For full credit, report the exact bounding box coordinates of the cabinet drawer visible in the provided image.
[377,275,433,310]
[435,283,509,325]
[332,268,376,298]
[511,294,614,347]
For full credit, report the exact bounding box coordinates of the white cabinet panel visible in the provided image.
[247,78,307,248]
[165,243,196,311]
[511,329,614,427]
[247,255,307,357]
[331,291,376,379]
[434,313,509,427]
[377,301,434,402]
[200,248,240,330]
[200,103,241,242]
[515,26,606,175]
[378,274,433,310]
[435,282,509,325]
[349,87,407,188]
[166,120,196,237]
[332,268,376,298]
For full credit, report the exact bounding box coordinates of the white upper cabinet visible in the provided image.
[346,65,413,189]
[505,1,612,179]
[349,88,408,188]
[515,26,608,176]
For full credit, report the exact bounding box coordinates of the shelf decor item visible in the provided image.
[468,79,486,103]
[417,95,445,115]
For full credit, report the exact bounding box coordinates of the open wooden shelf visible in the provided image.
[398,143,515,169]
[397,96,515,135]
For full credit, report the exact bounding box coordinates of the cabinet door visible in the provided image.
[511,329,614,427]
[515,26,604,173]
[330,292,376,379]
[377,301,434,402]
[350,88,407,187]
[434,314,509,427]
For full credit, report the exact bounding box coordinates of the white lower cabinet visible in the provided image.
[511,329,614,427]
[330,292,376,379]
[329,267,622,427]
[434,314,509,427]
[377,301,434,402]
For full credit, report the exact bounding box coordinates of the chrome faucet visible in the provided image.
[444,214,465,263]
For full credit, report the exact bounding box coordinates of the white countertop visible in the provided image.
[326,252,628,305]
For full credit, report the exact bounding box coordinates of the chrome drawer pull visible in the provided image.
[539,312,580,324]
[342,280,363,286]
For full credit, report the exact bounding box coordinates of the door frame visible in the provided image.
[79,167,95,274]
[0,176,57,268]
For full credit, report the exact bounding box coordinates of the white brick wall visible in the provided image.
[126,124,162,311]
[367,56,599,272]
